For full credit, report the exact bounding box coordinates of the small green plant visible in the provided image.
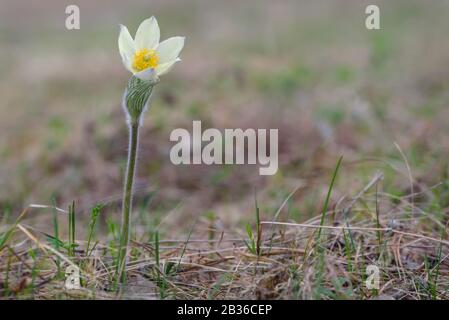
[86,203,103,256]
[68,201,76,257]
[314,156,343,299]
[316,156,343,241]
[424,224,446,299]
[51,197,62,276]
[244,223,257,255]
[153,231,169,298]
[244,193,261,256]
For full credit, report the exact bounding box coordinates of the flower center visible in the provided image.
[132,48,159,72]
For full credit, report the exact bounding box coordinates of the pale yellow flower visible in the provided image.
[118,16,185,81]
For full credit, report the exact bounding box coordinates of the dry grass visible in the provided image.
[1,159,449,300]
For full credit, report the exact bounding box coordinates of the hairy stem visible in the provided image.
[116,119,140,285]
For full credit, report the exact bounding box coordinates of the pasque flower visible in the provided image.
[118,16,185,81]
[115,16,185,286]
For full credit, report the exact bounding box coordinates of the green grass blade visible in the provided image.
[317,156,343,241]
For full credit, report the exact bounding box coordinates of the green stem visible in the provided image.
[116,119,140,285]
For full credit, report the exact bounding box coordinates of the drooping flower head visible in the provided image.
[118,16,185,81]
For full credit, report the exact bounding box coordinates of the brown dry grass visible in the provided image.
[2,162,449,300]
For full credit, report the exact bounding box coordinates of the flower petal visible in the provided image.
[156,36,185,64]
[122,56,134,73]
[134,16,160,50]
[155,58,180,76]
[118,24,135,63]
[134,67,158,81]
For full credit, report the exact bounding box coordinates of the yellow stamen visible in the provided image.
[132,48,159,72]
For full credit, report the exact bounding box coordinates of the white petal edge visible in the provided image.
[155,58,181,76]
[118,25,135,63]
[156,37,185,64]
[134,67,158,81]
[122,56,134,73]
[134,16,160,50]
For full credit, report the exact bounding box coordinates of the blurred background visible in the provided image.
[1,0,449,237]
